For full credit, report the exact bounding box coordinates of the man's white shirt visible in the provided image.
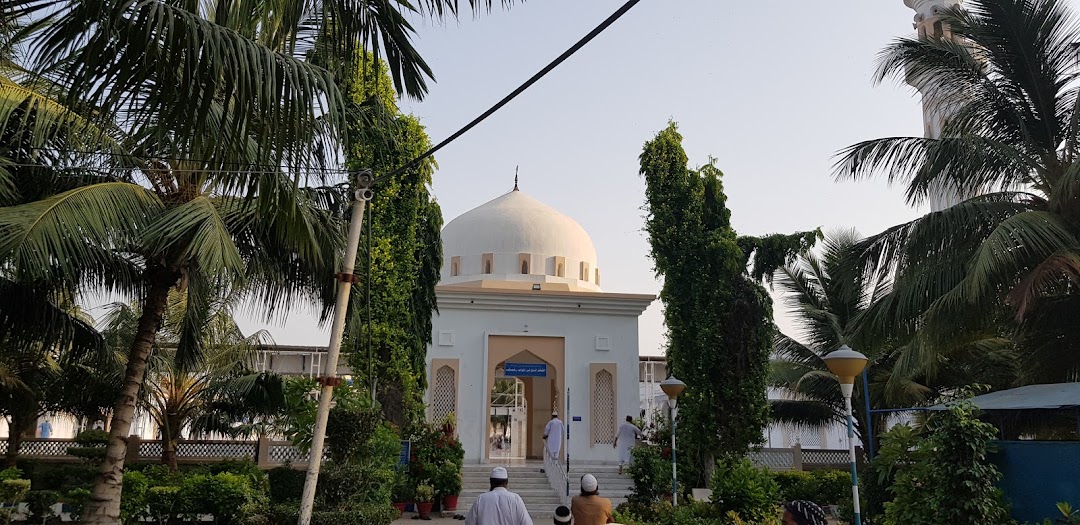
[464,487,532,525]
[543,418,564,458]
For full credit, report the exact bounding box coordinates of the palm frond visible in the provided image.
[0,181,160,286]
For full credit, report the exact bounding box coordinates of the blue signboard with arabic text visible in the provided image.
[504,363,548,377]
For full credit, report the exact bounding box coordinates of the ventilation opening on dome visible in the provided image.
[521,261,529,274]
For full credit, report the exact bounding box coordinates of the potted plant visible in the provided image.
[415,484,435,520]
[432,460,463,512]
[391,471,411,516]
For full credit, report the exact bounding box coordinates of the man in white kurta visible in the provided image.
[465,467,532,525]
[543,412,564,461]
[613,415,643,469]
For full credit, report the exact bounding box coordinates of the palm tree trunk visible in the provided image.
[81,271,175,525]
[3,420,24,468]
[161,436,178,472]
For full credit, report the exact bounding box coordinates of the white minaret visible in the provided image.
[904,0,965,211]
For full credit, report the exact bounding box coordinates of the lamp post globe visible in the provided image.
[823,345,868,385]
[659,376,686,408]
[823,345,869,525]
[658,376,685,506]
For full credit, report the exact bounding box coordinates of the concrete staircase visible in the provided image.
[460,464,563,518]
[458,463,634,519]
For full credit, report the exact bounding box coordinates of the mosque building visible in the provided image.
[423,181,654,464]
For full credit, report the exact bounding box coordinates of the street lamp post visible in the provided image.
[823,345,869,525]
[659,376,686,506]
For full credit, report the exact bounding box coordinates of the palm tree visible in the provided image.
[102,295,282,471]
[0,175,347,522]
[0,2,520,522]
[770,230,890,453]
[834,0,1080,383]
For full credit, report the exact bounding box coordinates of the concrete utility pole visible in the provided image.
[297,170,374,525]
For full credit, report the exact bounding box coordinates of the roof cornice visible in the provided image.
[435,285,654,316]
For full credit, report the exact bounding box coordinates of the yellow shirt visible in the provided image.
[570,495,613,525]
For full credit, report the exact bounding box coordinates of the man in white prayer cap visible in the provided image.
[465,467,532,525]
[542,412,564,467]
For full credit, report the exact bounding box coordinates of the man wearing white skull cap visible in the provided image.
[464,467,532,525]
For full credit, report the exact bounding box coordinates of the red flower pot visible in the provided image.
[392,503,406,516]
[443,495,459,511]
[417,502,434,519]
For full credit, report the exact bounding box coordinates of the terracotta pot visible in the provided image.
[392,503,406,516]
[417,502,434,519]
[443,495,459,511]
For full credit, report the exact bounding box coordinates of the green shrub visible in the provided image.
[121,470,150,524]
[880,397,1012,525]
[268,467,306,502]
[180,472,266,525]
[68,430,110,463]
[24,490,59,525]
[772,469,849,506]
[309,503,399,525]
[1,479,31,503]
[628,445,670,504]
[62,487,91,521]
[146,486,182,525]
[709,457,779,523]
[201,461,270,495]
[33,464,97,492]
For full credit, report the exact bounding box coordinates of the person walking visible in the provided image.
[465,467,532,525]
[782,500,827,525]
[541,412,564,471]
[570,474,613,525]
[613,416,642,472]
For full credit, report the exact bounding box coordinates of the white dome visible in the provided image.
[440,190,600,291]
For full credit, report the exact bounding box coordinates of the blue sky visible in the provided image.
[238,0,1034,355]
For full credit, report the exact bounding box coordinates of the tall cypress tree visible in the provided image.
[640,122,816,487]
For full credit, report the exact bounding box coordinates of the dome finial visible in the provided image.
[513,166,519,191]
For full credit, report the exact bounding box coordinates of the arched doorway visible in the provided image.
[486,336,564,461]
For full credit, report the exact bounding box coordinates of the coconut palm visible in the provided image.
[101,294,283,471]
[0,175,348,522]
[770,230,890,453]
[770,230,1018,452]
[834,0,1080,383]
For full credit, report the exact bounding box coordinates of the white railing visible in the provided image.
[543,452,570,506]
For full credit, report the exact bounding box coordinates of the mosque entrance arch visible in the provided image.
[485,335,564,461]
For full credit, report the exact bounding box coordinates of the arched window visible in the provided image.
[592,370,615,445]
[432,365,457,425]
[451,262,459,277]
[485,260,492,274]
[521,260,529,274]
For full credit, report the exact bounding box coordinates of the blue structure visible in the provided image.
[993,441,1080,523]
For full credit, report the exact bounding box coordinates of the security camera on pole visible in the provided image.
[297,170,374,525]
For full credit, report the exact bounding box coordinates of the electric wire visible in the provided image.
[378,0,643,184]
[9,0,643,183]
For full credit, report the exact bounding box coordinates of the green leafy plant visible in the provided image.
[628,445,671,504]
[708,457,779,523]
[268,467,306,502]
[309,502,399,525]
[23,490,58,525]
[880,398,1011,525]
[66,429,111,463]
[61,487,91,522]
[414,484,434,503]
